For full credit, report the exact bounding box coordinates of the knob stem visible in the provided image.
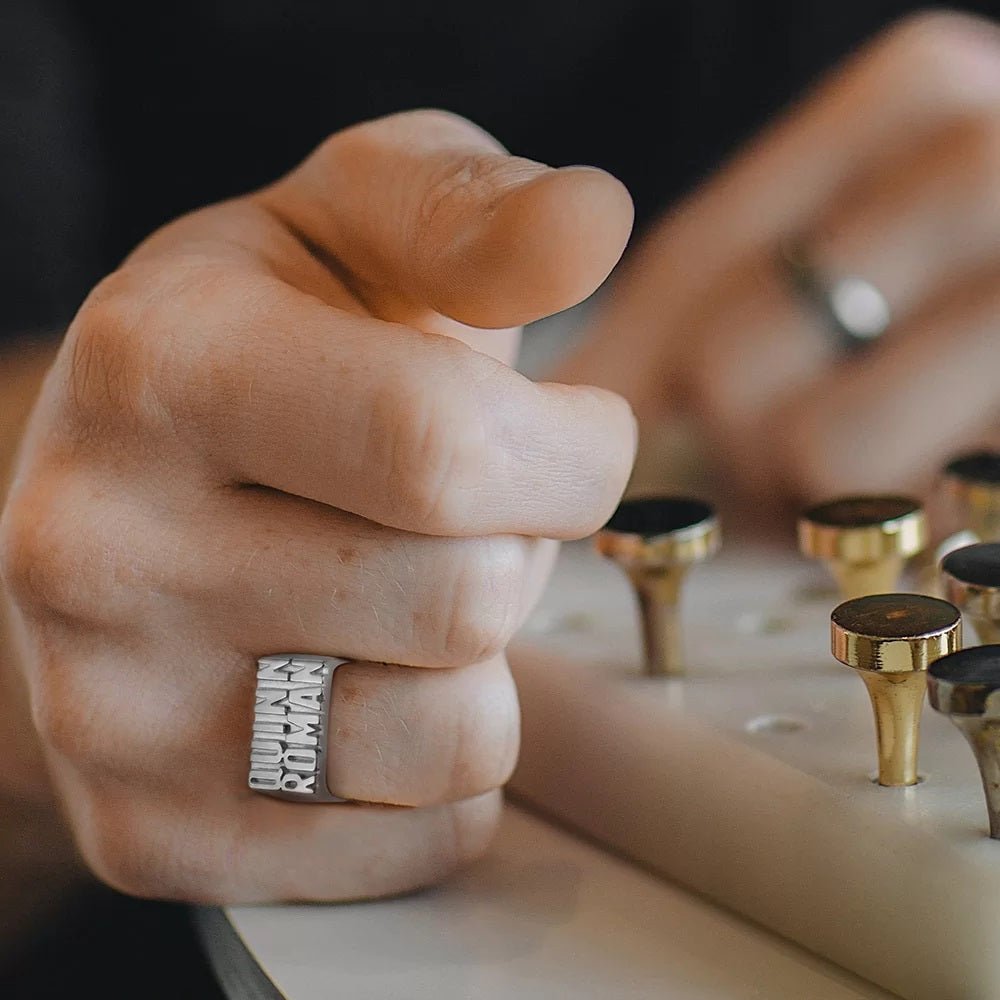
[828,555,905,603]
[856,669,926,786]
[596,496,720,679]
[951,717,1000,838]
[630,566,686,677]
[799,495,926,602]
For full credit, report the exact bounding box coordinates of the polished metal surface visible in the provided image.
[929,645,1000,839]
[941,542,1000,644]
[799,495,927,601]
[943,451,1000,542]
[248,654,350,802]
[595,497,720,677]
[831,594,961,787]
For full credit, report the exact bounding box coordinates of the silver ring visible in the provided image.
[248,654,350,803]
[780,240,892,351]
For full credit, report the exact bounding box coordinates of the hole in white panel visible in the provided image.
[524,610,598,635]
[868,771,926,786]
[794,581,840,604]
[560,611,598,633]
[735,612,794,635]
[744,714,808,735]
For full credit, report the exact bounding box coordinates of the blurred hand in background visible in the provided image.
[560,11,1000,508]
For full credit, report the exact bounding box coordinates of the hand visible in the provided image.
[560,11,1000,506]
[0,110,636,902]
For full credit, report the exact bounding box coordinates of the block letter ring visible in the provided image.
[248,654,350,803]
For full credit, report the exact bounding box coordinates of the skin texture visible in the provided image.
[0,110,637,903]
[5,11,1000,908]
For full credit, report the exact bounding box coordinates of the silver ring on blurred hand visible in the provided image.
[248,654,350,803]
[779,239,892,351]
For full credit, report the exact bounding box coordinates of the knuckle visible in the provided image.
[572,389,637,535]
[0,494,37,612]
[76,804,165,899]
[0,475,125,625]
[78,800,240,902]
[374,372,488,533]
[319,108,498,175]
[351,792,503,900]
[30,666,96,762]
[415,147,512,235]
[442,791,504,870]
[66,271,147,428]
[449,667,520,799]
[889,10,984,53]
[65,257,235,444]
[0,480,76,619]
[433,538,526,665]
[33,667,177,783]
[881,10,1000,88]
[155,265,275,433]
[28,657,148,780]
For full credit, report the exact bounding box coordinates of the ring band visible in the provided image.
[248,654,350,803]
[779,240,892,351]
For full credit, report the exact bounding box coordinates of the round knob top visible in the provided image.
[798,496,926,563]
[928,645,1000,717]
[831,593,962,673]
[595,497,720,568]
[944,451,1000,489]
[942,543,1000,588]
[942,542,1000,621]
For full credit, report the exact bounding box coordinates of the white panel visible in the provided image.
[509,542,997,1000]
[227,806,891,999]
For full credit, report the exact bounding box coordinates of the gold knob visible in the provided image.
[799,495,927,601]
[596,497,720,677]
[941,542,1000,645]
[831,594,961,786]
[943,451,1000,542]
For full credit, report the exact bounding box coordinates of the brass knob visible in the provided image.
[831,594,961,786]
[941,543,1000,645]
[799,495,927,601]
[596,497,720,677]
[928,645,1000,839]
[943,451,1000,542]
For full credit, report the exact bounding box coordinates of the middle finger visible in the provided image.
[182,487,557,669]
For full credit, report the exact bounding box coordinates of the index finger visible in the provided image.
[103,269,637,539]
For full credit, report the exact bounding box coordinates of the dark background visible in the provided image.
[0,0,955,341]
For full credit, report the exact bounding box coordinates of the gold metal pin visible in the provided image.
[941,543,1000,645]
[928,645,1000,839]
[943,451,1000,542]
[799,496,927,601]
[831,594,961,787]
[596,497,720,677]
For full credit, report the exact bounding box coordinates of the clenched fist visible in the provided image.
[0,110,636,902]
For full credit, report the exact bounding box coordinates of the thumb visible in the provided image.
[258,109,634,329]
